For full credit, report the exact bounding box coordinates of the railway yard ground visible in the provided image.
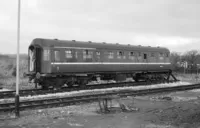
[1,74,200,128]
[1,87,200,128]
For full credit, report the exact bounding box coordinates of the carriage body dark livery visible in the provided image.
[26,38,175,89]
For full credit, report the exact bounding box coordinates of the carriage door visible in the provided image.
[35,47,42,72]
[29,46,42,73]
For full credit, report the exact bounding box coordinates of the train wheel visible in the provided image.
[115,74,126,82]
[41,85,49,90]
[67,81,74,88]
[39,80,50,90]
[54,79,65,89]
[78,79,88,88]
[133,73,140,82]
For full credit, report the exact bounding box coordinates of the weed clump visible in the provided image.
[0,54,29,89]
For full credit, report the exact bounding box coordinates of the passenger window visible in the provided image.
[75,51,78,58]
[54,50,60,62]
[43,49,50,61]
[129,52,134,56]
[129,52,135,59]
[159,52,164,60]
[65,50,72,58]
[151,53,155,57]
[117,51,124,59]
[96,51,100,61]
[108,51,114,59]
[159,53,164,56]
[144,54,147,59]
[96,51,100,56]
[83,50,93,59]
[138,52,141,57]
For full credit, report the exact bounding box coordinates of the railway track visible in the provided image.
[0,80,174,99]
[0,82,199,112]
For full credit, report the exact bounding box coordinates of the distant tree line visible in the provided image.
[170,50,200,74]
[0,54,10,59]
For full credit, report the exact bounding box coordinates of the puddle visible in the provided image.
[144,124,176,128]
[172,96,198,102]
[150,95,198,102]
[150,95,173,101]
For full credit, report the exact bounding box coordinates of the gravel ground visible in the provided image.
[0,81,191,103]
[1,88,200,128]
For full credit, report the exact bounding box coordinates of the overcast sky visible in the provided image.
[0,0,200,54]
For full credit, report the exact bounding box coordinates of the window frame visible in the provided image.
[159,52,164,57]
[108,51,114,59]
[151,53,155,57]
[83,50,93,59]
[96,51,100,56]
[65,50,73,59]
[166,53,169,57]
[43,48,50,61]
[138,52,141,57]
[54,50,60,62]
[117,51,124,59]
[143,53,147,59]
[129,51,135,60]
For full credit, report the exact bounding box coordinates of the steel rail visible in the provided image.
[0,83,199,112]
[0,80,175,99]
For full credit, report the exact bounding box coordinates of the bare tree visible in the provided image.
[182,50,200,72]
[170,52,181,71]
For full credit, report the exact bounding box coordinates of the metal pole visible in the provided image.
[15,0,21,117]
[184,65,186,74]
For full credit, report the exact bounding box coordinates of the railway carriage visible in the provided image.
[26,38,176,89]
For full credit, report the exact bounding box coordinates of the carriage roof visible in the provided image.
[30,38,170,53]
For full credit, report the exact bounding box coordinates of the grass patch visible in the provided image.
[0,54,35,90]
[174,73,200,83]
